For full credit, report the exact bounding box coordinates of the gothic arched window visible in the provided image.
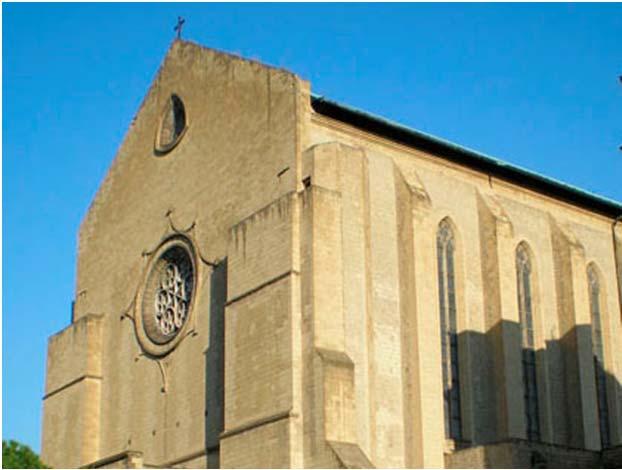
[516,243,540,442]
[437,219,462,440]
[587,264,610,448]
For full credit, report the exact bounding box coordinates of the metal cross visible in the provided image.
[174,17,185,40]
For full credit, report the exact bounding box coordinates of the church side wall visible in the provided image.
[303,113,622,467]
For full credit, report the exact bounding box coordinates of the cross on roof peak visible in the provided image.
[174,17,185,40]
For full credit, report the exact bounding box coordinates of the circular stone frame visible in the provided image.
[135,236,198,357]
[154,94,188,155]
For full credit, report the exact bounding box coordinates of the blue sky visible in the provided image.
[3,2,621,453]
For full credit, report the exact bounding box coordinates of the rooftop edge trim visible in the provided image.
[310,93,622,219]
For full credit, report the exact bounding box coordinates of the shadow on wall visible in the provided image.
[199,264,621,469]
[204,259,226,469]
[446,321,622,469]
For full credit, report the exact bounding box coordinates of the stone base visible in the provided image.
[445,439,620,468]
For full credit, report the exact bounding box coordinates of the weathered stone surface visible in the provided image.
[42,40,622,468]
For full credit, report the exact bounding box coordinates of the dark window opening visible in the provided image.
[516,243,540,442]
[437,219,462,441]
[156,94,187,153]
[588,265,610,449]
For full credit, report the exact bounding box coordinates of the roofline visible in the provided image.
[310,94,622,219]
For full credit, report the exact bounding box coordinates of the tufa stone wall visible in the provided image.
[42,40,622,468]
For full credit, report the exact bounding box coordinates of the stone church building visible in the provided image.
[42,41,622,468]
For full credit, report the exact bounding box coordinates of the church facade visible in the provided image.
[41,41,622,468]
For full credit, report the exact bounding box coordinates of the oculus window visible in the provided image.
[155,94,187,154]
[135,236,197,357]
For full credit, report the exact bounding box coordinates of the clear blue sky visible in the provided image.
[3,2,621,453]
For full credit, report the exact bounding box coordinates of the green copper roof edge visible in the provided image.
[310,93,622,216]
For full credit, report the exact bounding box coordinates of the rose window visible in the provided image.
[154,256,193,336]
[141,241,195,345]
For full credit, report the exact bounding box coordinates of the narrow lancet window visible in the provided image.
[588,265,610,448]
[516,243,540,442]
[437,219,462,440]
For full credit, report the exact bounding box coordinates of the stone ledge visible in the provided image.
[445,438,606,469]
[220,408,296,440]
[327,441,374,469]
[82,450,144,469]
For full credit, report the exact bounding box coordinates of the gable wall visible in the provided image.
[43,41,307,468]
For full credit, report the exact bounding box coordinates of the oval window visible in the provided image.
[155,94,187,153]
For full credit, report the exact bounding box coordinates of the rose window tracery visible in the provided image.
[154,256,193,336]
[140,241,195,347]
